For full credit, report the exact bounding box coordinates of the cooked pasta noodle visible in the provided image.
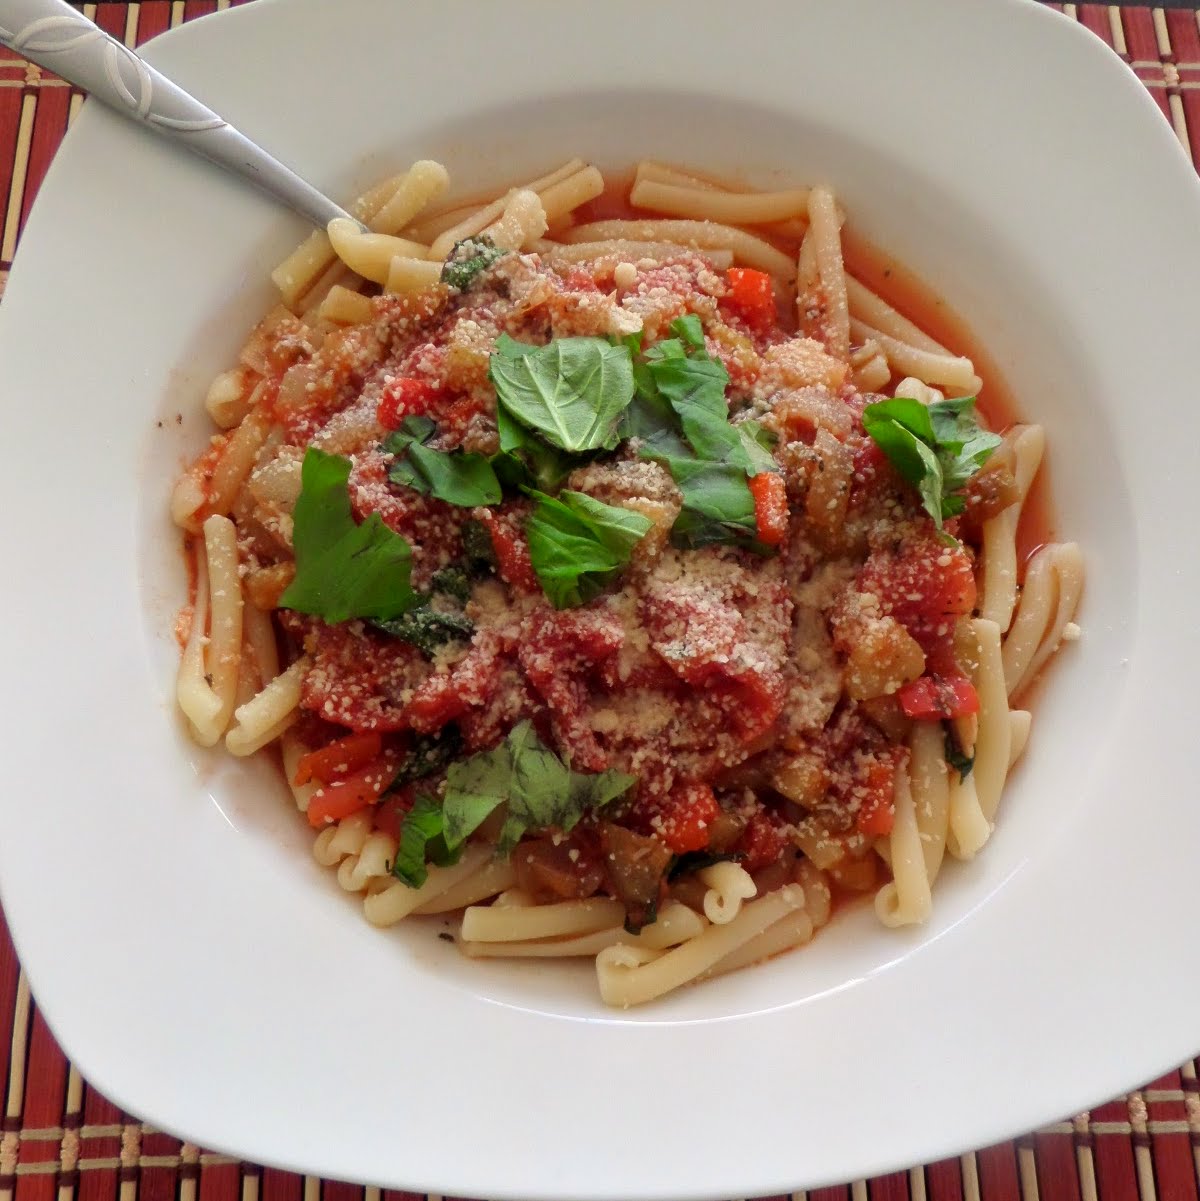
[1001,543,1085,699]
[560,218,794,276]
[699,861,757,925]
[174,157,1083,1006]
[979,424,1045,629]
[874,760,932,927]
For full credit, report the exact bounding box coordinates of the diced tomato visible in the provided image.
[749,471,789,546]
[403,633,504,734]
[857,536,976,653]
[855,758,899,837]
[478,508,539,593]
[292,732,382,788]
[643,783,721,855]
[722,267,777,333]
[735,809,788,873]
[897,674,980,721]
[376,377,439,430]
[306,752,400,828]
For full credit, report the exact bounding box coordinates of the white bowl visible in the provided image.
[1,0,1197,1197]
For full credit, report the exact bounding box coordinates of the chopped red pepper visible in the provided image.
[292,731,383,788]
[306,752,399,828]
[897,675,980,721]
[722,267,777,333]
[749,471,789,546]
[376,377,438,429]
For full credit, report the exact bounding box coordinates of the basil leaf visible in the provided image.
[440,236,508,292]
[494,400,578,491]
[279,448,419,624]
[442,740,514,850]
[488,336,635,452]
[429,565,472,605]
[373,607,475,655]
[862,395,1000,536]
[525,489,652,608]
[389,728,464,791]
[389,442,502,506]
[439,720,636,859]
[670,313,706,349]
[460,518,498,573]
[384,417,502,507]
[495,722,635,856]
[392,794,459,888]
[625,324,772,548]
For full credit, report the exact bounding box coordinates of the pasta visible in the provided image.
[173,157,1083,1006]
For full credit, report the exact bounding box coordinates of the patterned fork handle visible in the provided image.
[0,0,361,230]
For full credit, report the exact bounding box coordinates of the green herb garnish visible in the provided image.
[391,794,460,888]
[861,396,1001,538]
[392,721,636,885]
[373,607,475,655]
[525,489,652,608]
[279,448,419,624]
[384,416,502,507]
[488,334,635,453]
[440,236,508,292]
[627,317,774,548]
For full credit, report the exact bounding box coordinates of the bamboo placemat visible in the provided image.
[1,3,1199,1200]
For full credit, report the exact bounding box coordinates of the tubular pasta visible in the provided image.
[326,218,429,285]
[205,367,255,430]
[1001,543,1084,699]
[698,861,757,925]
[385,256,443,295]
[910,719,951,883]
[197,515,243,745]
[534,239,734,270]
[428,158,585,259]
[412,859,516,914]
[979,424,1045,630]
[318,285,375,326]
[461,897,625,943]
[1008,710,1032,767]
[271,171,406,308]
[537,166,605,223]
[806,185,850,359]
[368,160,450,237]
[224,656,307,757]
[874,759,933,928]
[846,275,949,355]
[176,540,222,741]
[280,733,319,814]
[483,189,548,252]
[204,406,272,520]
[561,219,794,277]
[630,178,811,225]
[702,908,815,980]
[174,158,1086,1007]
[849,318,982,392]
[460,901,706,959]
[363,845,493,927]
[595,885,805,1008]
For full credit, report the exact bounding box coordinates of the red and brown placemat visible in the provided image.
[1,3,1199,1199]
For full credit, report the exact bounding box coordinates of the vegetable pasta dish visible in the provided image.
[172,157,1083,1006]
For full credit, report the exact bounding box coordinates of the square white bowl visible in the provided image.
[0,1,1197,1197]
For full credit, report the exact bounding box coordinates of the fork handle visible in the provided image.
[0,0,358,230]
